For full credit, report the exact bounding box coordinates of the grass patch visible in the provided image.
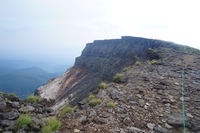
[135,61,141,66]
[139,99,145,106]
[119,85,124,88]
[163,58,168,61]
[0,92,3,95]
[106,101,116,108]
[41,117,61,133]
[60,106,73,116]
[123,66,131,72]
[16,114,32,129]
[8,93,16,97]
[5,98,11,103]
[27,95,40,103]
[113,73,122,82]
[88,93,95,101]
[98,82,106,89]
[148,59,157,65]
[89,99,102,107]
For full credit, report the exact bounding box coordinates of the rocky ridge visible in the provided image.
[35,36,200,110]
[58,47,200,133]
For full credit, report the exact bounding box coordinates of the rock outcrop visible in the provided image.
[35,36,200,111]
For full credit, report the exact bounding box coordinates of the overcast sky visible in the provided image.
[0,0,200,64]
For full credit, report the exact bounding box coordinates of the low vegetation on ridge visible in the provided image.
[41,117,61,133]
[98,82,106,89]
[113,73,123,82]
[60,106,73,116]
[27,95,40,103]
[16,114,32,129]
[89,99,102,107]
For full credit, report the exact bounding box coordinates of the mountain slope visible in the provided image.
[0,67,59,98]
[59,49,200,133]
[35,36,200,111]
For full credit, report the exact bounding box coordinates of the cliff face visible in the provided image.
[35,36,199,110]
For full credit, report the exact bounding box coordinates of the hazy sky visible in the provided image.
[0,0,200,64]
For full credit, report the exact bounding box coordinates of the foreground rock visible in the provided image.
[0,93,54,132]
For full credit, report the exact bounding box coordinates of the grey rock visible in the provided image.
[44,107,54,113]
[129,101,138,105]
[190,119,200,132]
[30,117,42,131]
[110,89,121,100]
[167,113,191,128]
[3,111,19,120]
[11,101,20,108]
[93,117,107,124]
[154,126,168,133]
[99,112,110,118]
[123,117,133,126]
[16,129,26,133]
[19,105,35,113]
[88,109,96,118]
[0,120,15,127]
[127,126,145,133]
[0,101,6,112]
[147,123,155,130]
[119,74,128,83]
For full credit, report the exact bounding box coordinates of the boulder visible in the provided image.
[3,111,19,120]
[19,105,34,113]
[154,126,168,133]
[147,123,155,130]
[0,101,7,112]
[29,117,42,132]
[0,120,15,127]
[167,113,191,128]
[11,102,20,108]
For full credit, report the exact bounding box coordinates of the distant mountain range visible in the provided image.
[0,66,62,99]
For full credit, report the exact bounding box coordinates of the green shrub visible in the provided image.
[0,92,3,95]
[98,82,106,89]
[73,105,79,110]
[89,99,102,107]
[123,66,131,72]
[60,106,73,115]
[5,98,11,103]
[8,93,16,97]
[113,73,122,82]
[16,114,32,129]
[88,94,95,101]
[27,95,40,103]
[148,59,157,65]
[41,125,52,133]
[135,61,141,66]
[163,58,168,61]
[41,117,61,133]
[106,101,116,108]
[119,85,124,88]
[47,117,61,131]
